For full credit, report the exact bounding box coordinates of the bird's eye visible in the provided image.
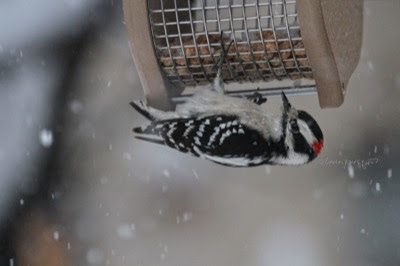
[290,120,299,134]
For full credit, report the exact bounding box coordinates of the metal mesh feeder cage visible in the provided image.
[123,0,363,109]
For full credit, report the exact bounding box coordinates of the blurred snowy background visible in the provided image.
[1,0,400,265]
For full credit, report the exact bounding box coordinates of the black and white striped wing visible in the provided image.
[134,115,272,167]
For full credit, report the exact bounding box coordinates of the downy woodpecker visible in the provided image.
[130,36,323,167]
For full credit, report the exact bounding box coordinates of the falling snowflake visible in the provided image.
[117,224,135,240]
[182,212,193,223]
[86,248,104,265]
[39,129,53,148]
[375,182,381,192]
[387,168,392,179]
[367,61,374,71]
[122,152,132,160]
[53,231,59,241]
[347,163,354,178]
[163,169,171,178]
[192,169,199,179]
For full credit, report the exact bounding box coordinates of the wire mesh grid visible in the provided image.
[148,0,313,87]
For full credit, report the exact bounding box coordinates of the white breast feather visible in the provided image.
[270,149,309,166]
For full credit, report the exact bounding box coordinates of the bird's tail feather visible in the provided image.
[130,101,155,121]
[133,124,157,134]
[130,100,179,121]
[133,126,145,134]
[133,125,165,145]
[134,135,164,145]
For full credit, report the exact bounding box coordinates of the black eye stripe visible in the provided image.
[289,120,299,133]
[297,110,323,141]
[292,130,313,156]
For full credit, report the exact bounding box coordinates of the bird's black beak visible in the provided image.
[281,91,291,114]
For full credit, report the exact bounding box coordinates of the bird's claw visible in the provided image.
[248,91,267,105]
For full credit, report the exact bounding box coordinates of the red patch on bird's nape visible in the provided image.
[313,140,324,155]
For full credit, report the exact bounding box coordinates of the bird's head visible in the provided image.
[279,92,324,165]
